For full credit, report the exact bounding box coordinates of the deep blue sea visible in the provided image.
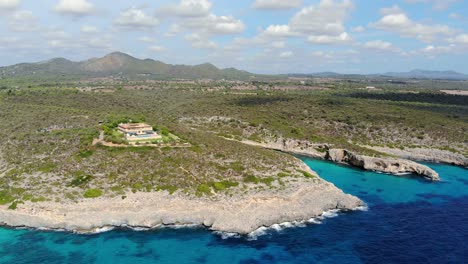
[1,159,467,264]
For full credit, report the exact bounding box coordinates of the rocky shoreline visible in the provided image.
[0,165,364,235]
[364,146,468,168]
[235,138,442,181]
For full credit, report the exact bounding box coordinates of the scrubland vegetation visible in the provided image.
[0,80,466,207]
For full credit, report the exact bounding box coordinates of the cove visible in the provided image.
[0,159,467,264]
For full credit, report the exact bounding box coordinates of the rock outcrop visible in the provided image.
[364,146,468,167]
[326,149,440,181]
[236,138,441,181]
[237,138,328,159]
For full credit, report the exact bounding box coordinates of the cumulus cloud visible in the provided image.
[260,0,354,45]
[8,10,40,32]
[114,7,158,31]
[0,0,20,10]
[185,33,218,49]
[448,34,468,45]
[157,0,244,49]
[363,40,400,52]
[183,14,245,35]
[308,32,352,44]
[370,6,456,42]
[159,0,212,17]
[54,0,94,17]
[253,0,302,10]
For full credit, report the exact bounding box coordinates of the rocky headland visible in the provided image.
[0,164,364,234]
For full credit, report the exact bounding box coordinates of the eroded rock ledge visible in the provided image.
[326,149,440,181]
[236,138,440,181]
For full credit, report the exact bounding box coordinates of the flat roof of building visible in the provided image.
[118,123,152,129]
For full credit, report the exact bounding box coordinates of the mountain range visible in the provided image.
[1,52,467,81]
[0,52,254,80]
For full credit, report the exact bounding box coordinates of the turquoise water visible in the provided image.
[303,159,468,204]
[0,159,467,264]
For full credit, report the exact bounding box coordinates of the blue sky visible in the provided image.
[0,0,467,74]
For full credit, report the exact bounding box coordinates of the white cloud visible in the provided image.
[149,45,165,52]
[138,36,156,43]
[271,41,285,48]
[363,40,399,52]
[279,51,293,58]
[448,34,468,44]
[263,25,295,37]
[0,0,20,10]
[159,0,212,17]
[352,26,365,32]
[80,25,99,34]
[8,10,40,32]
[404,0,460,11]
[260,0,354,45]
[419,44,455,56]
[54,0,94,17]
[170,14,244,36]
[370,6,456,42]
[158,0,244,37]
[165,24,182,37]
[308,32,352,44]
[185,33,217,49]
[253,0,302,10]
[114,7,158,31]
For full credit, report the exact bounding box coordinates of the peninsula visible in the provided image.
[0,52,466,234]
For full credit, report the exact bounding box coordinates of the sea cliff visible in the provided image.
[0,164,364,234]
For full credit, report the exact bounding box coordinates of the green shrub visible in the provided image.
[213,182,226,191]
[8,201,23,210]
[196,184,212,196]
[0,191,15,205]
[78,150,93,158]
[260,177,275,186]
[83,189,103,198]
[157,185,178,194]
[298,170,315,179]
[69,172,93,187]
[244,175,260,184]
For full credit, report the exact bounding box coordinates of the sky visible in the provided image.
[0,0,467,74]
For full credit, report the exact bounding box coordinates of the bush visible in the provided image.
[244,175,260,184]
[213,182,226,191]
[196,184,212,196]
[69,172,93,187]
[298,170,315,179]
[83,189,103,198]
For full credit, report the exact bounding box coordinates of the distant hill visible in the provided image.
[380,69,468,80]
[287,69,468,80]
[0,52,256,80]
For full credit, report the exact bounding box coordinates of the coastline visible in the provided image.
[232,138,442,181]
[0,164,364,235]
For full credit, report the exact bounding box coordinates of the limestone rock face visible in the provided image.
[326,149,440,181]
[364,146,467,167]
